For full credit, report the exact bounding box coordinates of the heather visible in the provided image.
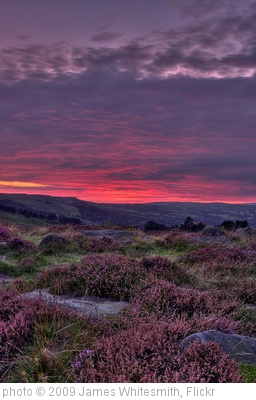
[70,317,242,383]
[38,254,145,300]
[0,286,101,382]
[0,220,255,383]
[0,225,12,241]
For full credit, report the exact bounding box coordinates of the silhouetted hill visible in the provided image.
[0,193,256,227]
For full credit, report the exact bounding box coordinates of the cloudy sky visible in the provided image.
[1,0,256,203]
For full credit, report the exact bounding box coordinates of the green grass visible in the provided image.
[240,364,256,383]
[4,310,101,383]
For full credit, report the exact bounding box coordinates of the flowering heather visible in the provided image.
[174,340,242,383]
[86,236,122,253]
[215,318,236,334]
[71,317,242,383]
[183,246,256,265]
[181,245,256,280]
[159,231,191,252]
[236,279,256,304]
[0,226,12,241]
[0,288,42,377]
[131,281,211,319]
[39,264,76,295]
[71,318,187,382]
[7,237,37,254]
[18,256,38,273]
[39,254,144,300]
[139,256,190,284]
[181,246,221,264]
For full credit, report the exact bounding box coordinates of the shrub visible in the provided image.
[144,221,170,232]
[86,236,122,253]
[39,254,144,300]
[71,318,242,383]
[139,256,190,284]
[175,340,242,383]
[70,318,186,383]
[236,279,256,304]
[7,237,36,254]
[0,288,42,377]
[18,256,38,273]
[131,281,211,319]
[164,232,191,252]
[0,226,12,241]
[181,246,220,264]
[181,246,256,280]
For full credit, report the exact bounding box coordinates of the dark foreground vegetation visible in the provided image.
[0,217,255,383]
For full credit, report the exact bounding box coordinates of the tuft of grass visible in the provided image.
[240,364,256,383]
[7,312,101,383]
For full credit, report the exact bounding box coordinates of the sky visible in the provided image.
[1,0,256,203]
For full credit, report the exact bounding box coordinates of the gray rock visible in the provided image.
[82,230,134,243]
[188,236,231,245]
[202,226,223,237]
[22,289,129,320]
[0,255,6,261]
[180,330,256,366]
[0,242,8,248]
[0,273,14,286]
[236,227,256,237]
[39,234,69,246]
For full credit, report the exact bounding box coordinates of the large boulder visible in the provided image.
[180,330,256,366]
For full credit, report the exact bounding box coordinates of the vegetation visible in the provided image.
[0,216,255,383]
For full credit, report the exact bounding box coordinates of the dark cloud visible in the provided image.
[91,31,123,42]
[1,0,256,202]
[1,0,256,83]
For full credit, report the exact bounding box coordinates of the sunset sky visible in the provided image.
[1,0,256,203]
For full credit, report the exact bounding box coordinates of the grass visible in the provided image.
[240,364,256,383]
[0,220,255,383]
[7,312,101,383]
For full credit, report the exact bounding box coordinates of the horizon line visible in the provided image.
[0,192,256,206]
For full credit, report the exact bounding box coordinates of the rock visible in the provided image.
[0,242,8,248]
[82,229,134,244]
[0,273,14,286]
[39,234,69,246]
[22,289,129,320]
[188,236,231,246]
[236,227,256,238]
[202,226,223,237]
[0,255,6,261]
[180,330,256,366]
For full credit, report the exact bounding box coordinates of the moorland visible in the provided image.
[0,194,255,383]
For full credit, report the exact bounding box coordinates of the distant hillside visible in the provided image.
[0,193,256,227]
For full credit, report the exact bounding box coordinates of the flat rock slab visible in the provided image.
[22,289,129,320]
[188,236,231,245]
[180,330,256,366]
[82,230,134,243]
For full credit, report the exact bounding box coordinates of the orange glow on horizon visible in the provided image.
[0,181,52,188]
[0,185,255,205]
